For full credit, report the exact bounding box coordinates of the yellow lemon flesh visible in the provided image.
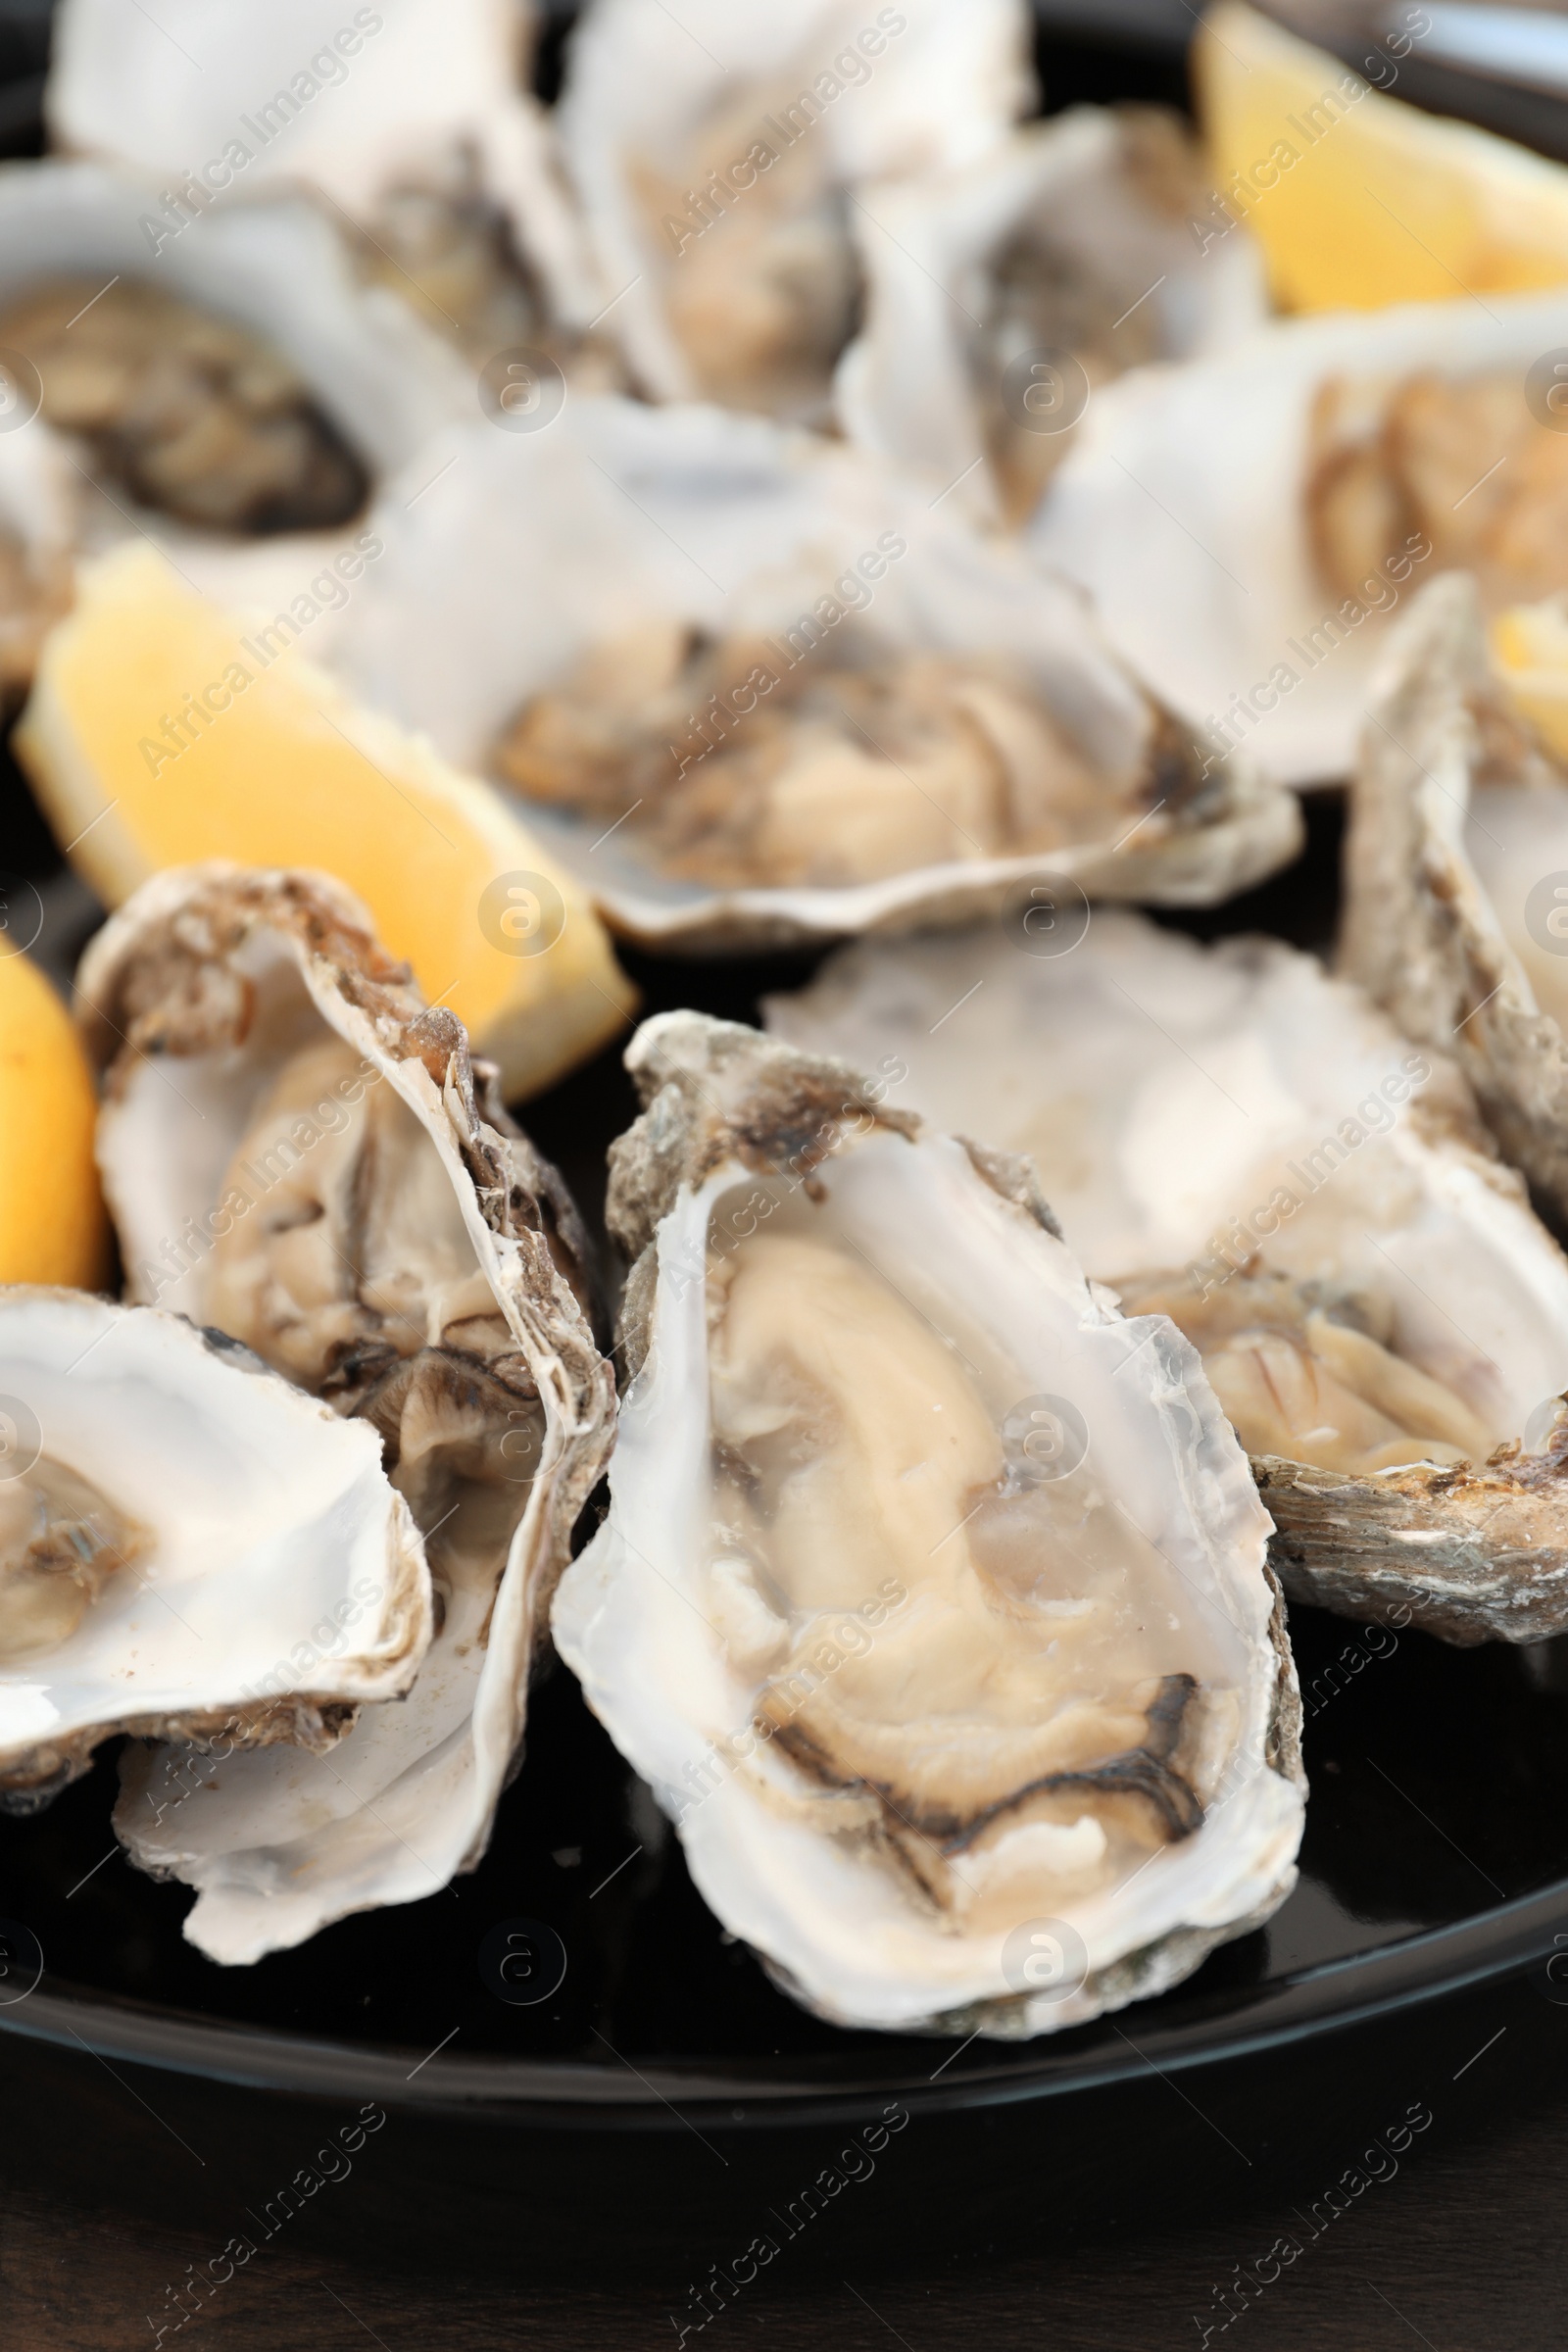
[0,946,107,1287]
[1196,1,1568,313]
[1493,596,1568,760]
[15,544,636,1102]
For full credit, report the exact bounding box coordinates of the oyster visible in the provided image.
[1341,570,1568,1227]
[49,0,613,373]
[0,161,466,607]
[1031,285,1568,784]
[553,1012,1303,2035]
[0,1285,430,1807]
[75,864,614,1959]
[838,105,1267,526]
[330,397,1301,950]
[557,0,1032,420]
[768,907,1568,1642]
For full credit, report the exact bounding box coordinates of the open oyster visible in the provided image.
[0,161,466,611]
[48,0,613,375]
[553,1012,1303,2035]
[838,105,1267,526]
[768,909,1568,1642]
[0,1286,430,1808]
[76,864,614,1960]
[330,397,1300,950]
[1340,570,1568,1234]
[1031,285,1568,784]
[557,0,1031,421]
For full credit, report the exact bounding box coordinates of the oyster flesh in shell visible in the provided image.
[76,863,614,1959]
[0,1286,430,1808]
[48,0,614,371]
[558,0,1032,421]
[1031,285,1568,784]
[553,1012,1303,2035]
[330,397,1301,951]
[768,906,1568,1642]
[0,275,368,536]
[0,161,466,607]
[838,105,1267,527]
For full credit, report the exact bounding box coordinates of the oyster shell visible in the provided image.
[837,105,1268,527]
[48,0,612,368]
[1340,570,1568,1233]
[1030,285,1568,784]
[0,1285,430,1808]
[557,0,1032,421]
[0,160,466,610]
[76,863,615,1959]
[329,397,1301,951]
[767,907,1568,1642]
[552,1011,1303,2035]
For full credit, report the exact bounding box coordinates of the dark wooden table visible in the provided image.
[2,1952,1564,2351]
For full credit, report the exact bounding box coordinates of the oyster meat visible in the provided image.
[1309,371,1568,612]
[76,863,614,1959]
[769,907,1568,1642]
[553,1012,1303,2035]
[0,276,368,536]
[0,162,466,612]
[0,1286,430,1807]
[495,621,1194,891]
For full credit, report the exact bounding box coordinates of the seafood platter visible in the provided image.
[6,0,1568,2129]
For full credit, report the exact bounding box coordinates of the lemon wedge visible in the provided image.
[1195,1,1568,313]
[0,943,107,1287]
[1492,595,1568,760]
[15,544,636,1101]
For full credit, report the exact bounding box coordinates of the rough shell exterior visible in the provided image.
[1340,571,1568,1225]
[76,860,615,1668]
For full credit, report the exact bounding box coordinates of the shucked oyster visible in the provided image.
[838,105,1267,527]
[329,397,1301,951]
[0,1286,429,1807]
[49,0,616,376]
[769,909,1568,1642]
[553,1013,1303,2035]
[0,161,466,611]
[76,863,614,1960]
[557,0,1031,420]
[1031,285,1568,785]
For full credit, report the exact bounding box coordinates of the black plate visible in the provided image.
[5,799,1568,2132]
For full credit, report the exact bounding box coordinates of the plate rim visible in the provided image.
[4,1877,1565,2132]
